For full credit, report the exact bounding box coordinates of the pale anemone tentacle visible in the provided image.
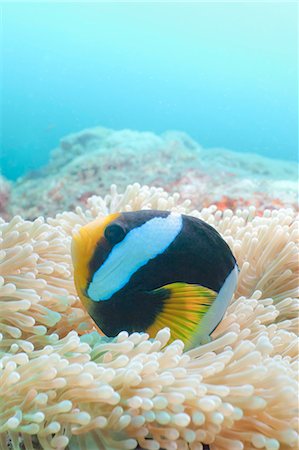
[0,184,298,450]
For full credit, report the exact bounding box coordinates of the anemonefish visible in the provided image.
[71,210,238,349]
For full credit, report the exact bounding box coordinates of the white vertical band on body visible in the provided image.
[88,212,183,301]
[189,263,239,348]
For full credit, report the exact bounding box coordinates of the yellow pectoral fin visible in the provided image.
[146,282,217,348]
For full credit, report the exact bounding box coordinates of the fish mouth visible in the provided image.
[71,226,91,276]
[72,228,82,240]
[71,229,82,261]
[71,225,93,254]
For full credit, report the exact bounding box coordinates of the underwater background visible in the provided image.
[0,1,298,218]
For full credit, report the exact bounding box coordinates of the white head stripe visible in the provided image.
[87,212,183,301]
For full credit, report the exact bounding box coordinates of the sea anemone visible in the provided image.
[0,184,298,450]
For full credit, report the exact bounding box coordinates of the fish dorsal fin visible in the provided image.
[146,282,217,349]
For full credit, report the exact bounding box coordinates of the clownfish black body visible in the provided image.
[72,210,238,349]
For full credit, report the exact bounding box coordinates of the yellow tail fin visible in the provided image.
[146,282,217,348]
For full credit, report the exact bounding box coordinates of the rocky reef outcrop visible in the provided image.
[6,127,298,220]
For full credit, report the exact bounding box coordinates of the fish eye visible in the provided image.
[104,223,126,245]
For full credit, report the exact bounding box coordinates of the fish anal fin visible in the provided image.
[146,282,217,348]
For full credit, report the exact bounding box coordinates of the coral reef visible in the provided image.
[0,185,298,450]
[0,175,11,220]
[7,127,298,219]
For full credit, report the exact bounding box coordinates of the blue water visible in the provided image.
[1,2,298,180]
